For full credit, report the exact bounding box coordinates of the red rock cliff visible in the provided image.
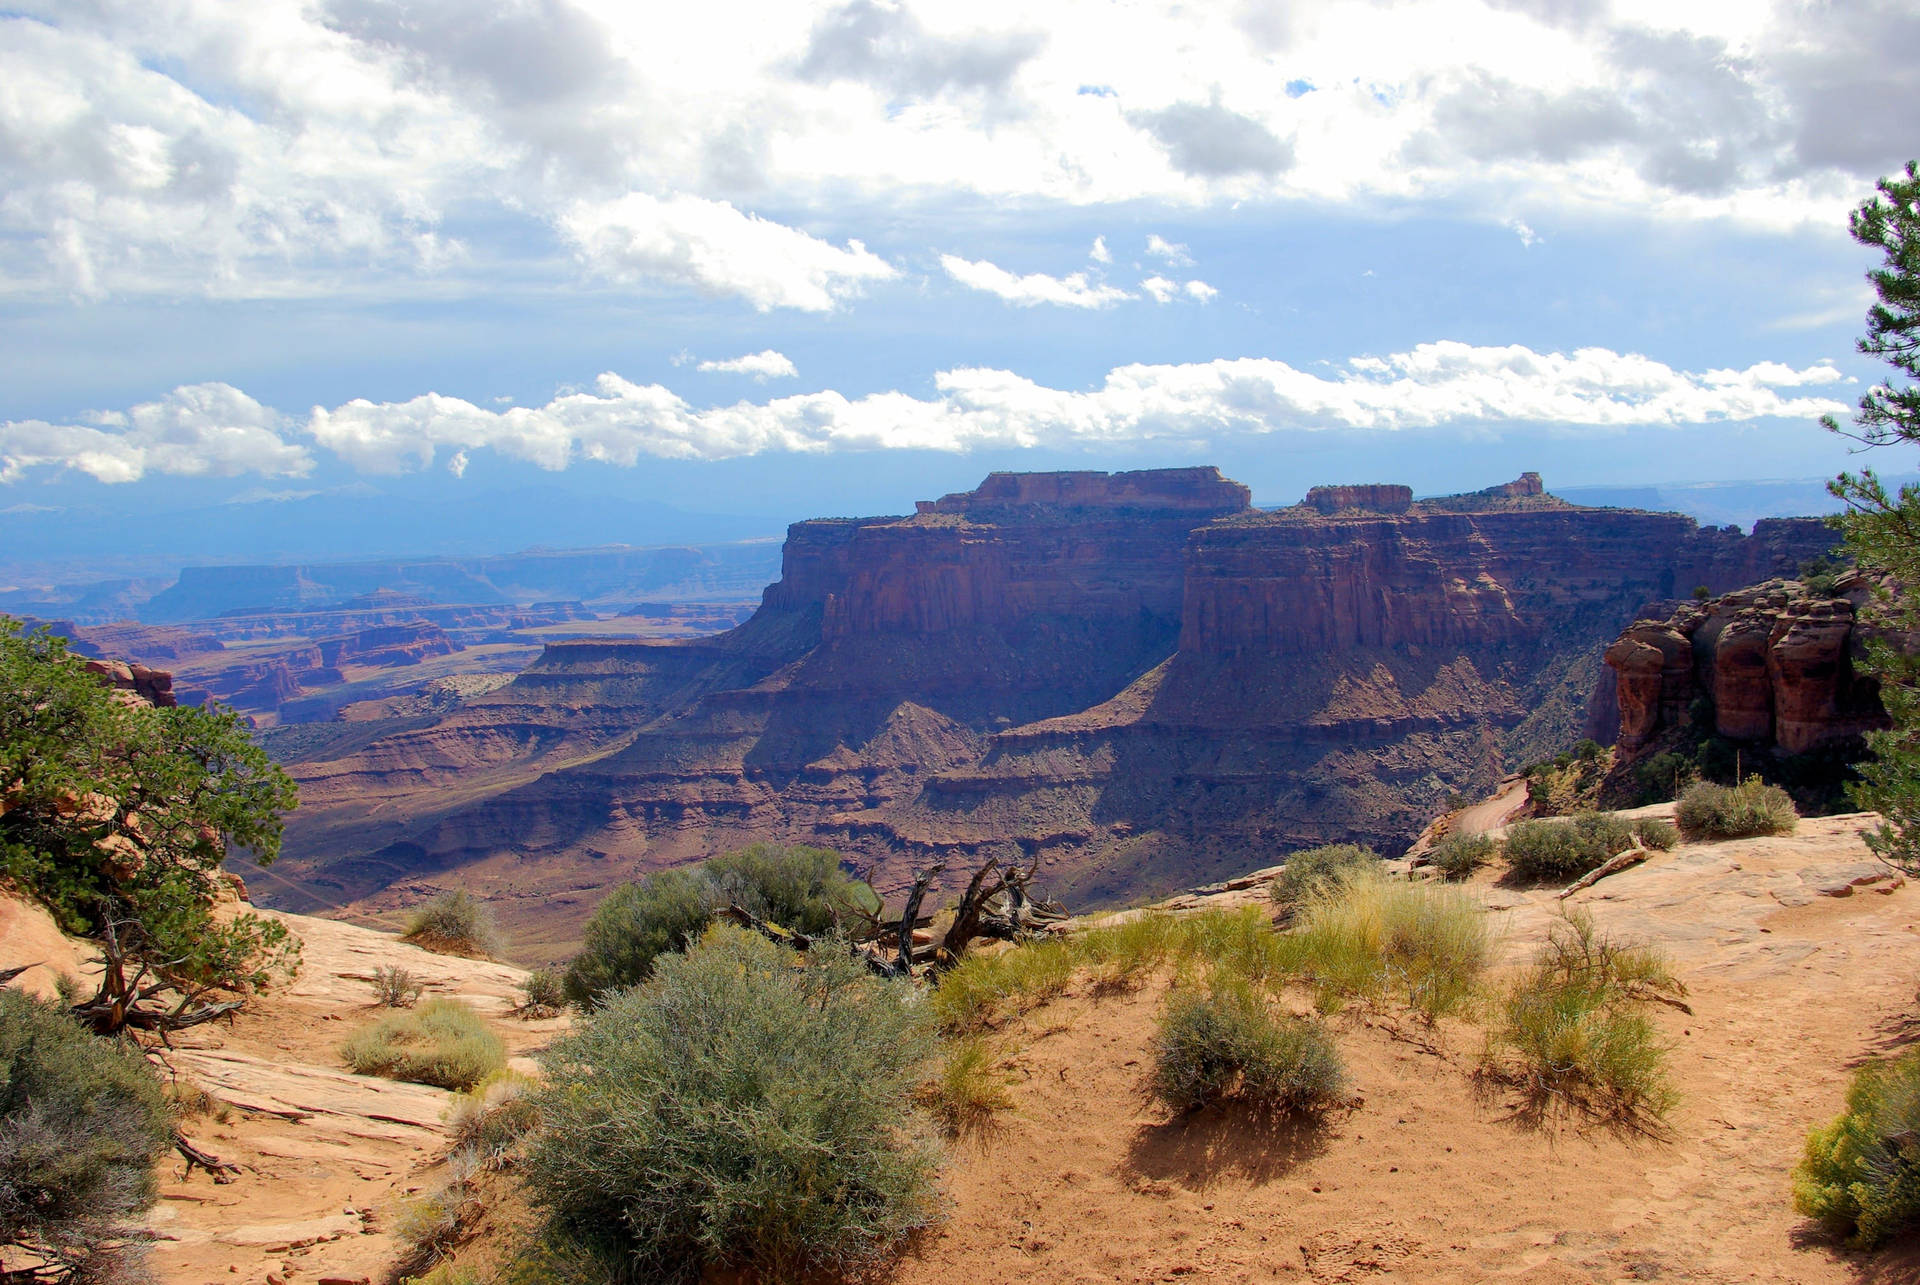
[1603,576,1889,757]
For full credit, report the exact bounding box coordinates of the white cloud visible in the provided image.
[0,0,1894,307]
[1185,279,1218,302]
[1506,218,1540,247]
[1146,235,1195,266]
[7,341,1839,483]
[1140,276,1178,304]
[940,254,1132,308]
[1089,235,1111,264]
[560,194,895,312]
[696,349,800,380]
[0,384,311,484]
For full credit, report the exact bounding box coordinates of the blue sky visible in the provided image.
[2,0,1917,567]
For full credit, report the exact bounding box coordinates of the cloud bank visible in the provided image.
[2,343,1849,484]
[0,0,1908,305]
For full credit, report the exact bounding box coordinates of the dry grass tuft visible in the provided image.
[340,997,505,1091]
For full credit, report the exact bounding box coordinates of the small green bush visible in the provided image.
[1289,870,1492,1022]
[562,845,874,1006]
[448,1070,540,1169]
[525,924,940,1282]
[518,967,566,1016]
[1795,1048,1920,1247]
[1632,817,1679,851]
[1631,751,1697,804]
[0,989,171,1281]
[369,964,424,1007]
[1503,812,1637,882]
[404,890,502,959]
[1675,778,1798,840]
[1269,843,1378,905]
[1429,831,1495,880]
[341,998,505,1090]
[1151,980,1345,1115]
[1482,910,1681,1123]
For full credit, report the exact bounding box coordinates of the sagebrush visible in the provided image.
[404,890,502,959]
[562,844,874,1005]
[525,924,941,1282]
[1429,831,1495,880]
[1151,980,1345,1115]
[341,997,504,1090]
[1269,843,1377,906]
[0,988,171,1283]
[1502,812,1638,882]
[1675,778,1798,840]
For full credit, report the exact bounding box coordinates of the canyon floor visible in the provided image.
[8,808,1920,1283]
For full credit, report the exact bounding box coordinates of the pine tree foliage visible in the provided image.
[1827,162,1920,873]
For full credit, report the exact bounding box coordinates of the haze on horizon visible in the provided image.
[3,0,1917,573]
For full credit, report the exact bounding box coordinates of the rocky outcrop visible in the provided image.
[1303,484,1413,515]
[82,657,177,707]
[1603,576,1888,757]
[267,470,1839,933]
[317,622,460,669]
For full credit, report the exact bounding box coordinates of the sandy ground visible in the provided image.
[135,913,558,1285]
[891,811,1920,1285]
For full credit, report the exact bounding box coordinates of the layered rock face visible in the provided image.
[267,470,1838,931]
[1603,577,1888,757]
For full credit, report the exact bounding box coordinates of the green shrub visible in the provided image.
[1429,831,1495,880]
[404,890,502,959]
[1795,1048,1920,1247]
[1482,910,1681,1123]
[1631,751,1697,804]
[448,1070,540,1169]
[525,924,941,1282]
[1290,870,1492,1022]
[1269,843,1377,906]
[1632,817,1679,851]
[369,964,424,1008]
[518,968,566,1016]
[1150,980,1345,1115]
[1675,778,1798,840]
[1502,812,1638,882]
[341,998,505,1090]
[920,1036,1015,1137]
[561,845,874,1006]
[0,989,171,1280]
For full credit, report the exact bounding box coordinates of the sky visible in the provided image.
[2,0,1918,570]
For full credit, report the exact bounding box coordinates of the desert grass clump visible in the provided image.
[1502,812,1638,882]
[1794,1047,1920,1247]
[920,1036,1017,1137]
[1482,910,1682,1123]
[341,997,505,1091]
[448,1070,541,1169]
[1290,870,1493,1022]
[1675,778,1798,840]
[1150,979,1345,1115]
[1269,843,1378,907]
[0,989,172,1283]
[403,890,503,959]
[369,964,425,1007]
[1429,831,1496,881]
[517,967,566,1017]
[1632,816,1679,851]
[524,924,941,1283]
[929,935,1076,1033]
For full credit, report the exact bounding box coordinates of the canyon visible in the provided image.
[257,467,1839,949]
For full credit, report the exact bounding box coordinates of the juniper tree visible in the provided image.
[1827,161,1920,871]
[0,618,300,1032]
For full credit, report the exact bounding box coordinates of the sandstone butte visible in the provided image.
[259,467,1838,953]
